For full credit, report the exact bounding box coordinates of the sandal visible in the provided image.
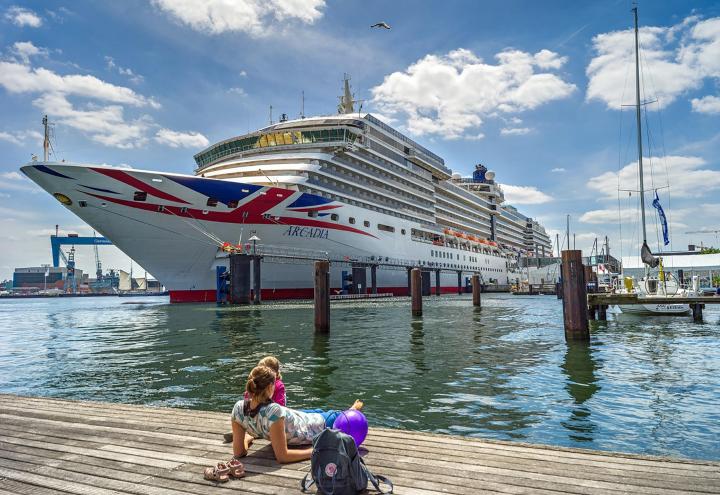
[204,462,230,483]
[228,458,245,478]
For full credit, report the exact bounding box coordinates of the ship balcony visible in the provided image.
[407,149,452,179]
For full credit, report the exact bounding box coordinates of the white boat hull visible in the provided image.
[618,303,691,315]
[21,162,513,302]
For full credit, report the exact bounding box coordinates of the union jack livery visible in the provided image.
[22,81,551,302]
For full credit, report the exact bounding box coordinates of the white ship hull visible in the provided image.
[22,163,511,302]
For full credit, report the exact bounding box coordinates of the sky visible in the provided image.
[1,0,720,280]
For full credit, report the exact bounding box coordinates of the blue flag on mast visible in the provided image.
[652,190,670,246]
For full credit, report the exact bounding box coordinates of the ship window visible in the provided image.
[207,198,218,207]
[330,213,339,221]
[134,191,147,201]
[349,217,355,224]
[364,220,370,227]
[227,200,239,208]
[378,224,395,233]
[263,213,271,219]
[401,229,406,235]
[308,211,318,218]
[79,201,87,207]
[157,205,165,212]
[180,207,188,213]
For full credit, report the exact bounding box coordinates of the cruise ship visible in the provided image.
[21,80,552,302]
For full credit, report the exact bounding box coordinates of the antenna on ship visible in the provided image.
[42,115,50,161]
[269,105,273,125]
[337,74,365,116]
[301,90,305,119]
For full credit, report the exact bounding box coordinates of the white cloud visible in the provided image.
[587,16,720,110]
[588,155,720,198]
[0,171,39,192]
[691,95,720,114]
[500,184,552,205]
[371,47,575,139]
[0,129,43,146]
[33,93,154,149]
[0,60,159,108]
[551,167,566,173]
[239,70,247,77]
[579,208,635,224]
[151,0,326,37]
[4,6,42,27]
[1,171,25,181]
[10,41,48,63]
[105,56,144,84]
[465,133,485,141]
[228,87,247,97]
[154,128,209,148]
[500,127,531,136]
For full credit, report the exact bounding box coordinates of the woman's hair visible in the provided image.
[245,365,276,403]
[257,356,282,380]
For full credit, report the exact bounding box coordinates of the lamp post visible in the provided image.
[249,234,260,256]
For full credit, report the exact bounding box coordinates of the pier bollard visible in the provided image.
[411,268,422,316]
[561,250,589,340]
[370,265,377,294]
[598,305,607,321]
[471,274,481,307]
[314,260,330,333]
[691,303,703,322]
[252,255,262,304]
[435,270,441,296]
[229,254,251,304]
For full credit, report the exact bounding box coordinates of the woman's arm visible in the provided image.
[231,419,247,458]
[268,419,312,464]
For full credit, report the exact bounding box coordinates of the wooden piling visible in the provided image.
[457,271,462,295]
[370,264,377,294]
[598,304,607,321]
[411,267,422,316]
[252,255,261,304]
[692,303,703,322]
[471,274,481,307]
[229,253,251,304]
[561,250,589,340]
[314,260,330,332]
[435,269,441,296]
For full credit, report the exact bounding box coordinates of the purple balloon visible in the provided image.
[332,409,368,446]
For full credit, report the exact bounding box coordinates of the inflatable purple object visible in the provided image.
[332,409,368,446]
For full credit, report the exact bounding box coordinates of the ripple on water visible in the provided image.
[1,294,719,460]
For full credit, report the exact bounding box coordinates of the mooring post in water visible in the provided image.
[229,253,251,304]
[411,267,422,316]
[691,303,704,322]
[471,274,481,307]
[314,260,330,332]
[561,250,589,340]
[406,267,412,295]
[370,264,377,294]
[457,271,462,295]
[435,269,441,296]
[252,255,262,304]
[598,304,607,321]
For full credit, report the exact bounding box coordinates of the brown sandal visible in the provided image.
[204,462,230,483]
[228,458,245,478]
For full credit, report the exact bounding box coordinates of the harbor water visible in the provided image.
[1,294,718,460]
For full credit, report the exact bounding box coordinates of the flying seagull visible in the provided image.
[370,22,391,29]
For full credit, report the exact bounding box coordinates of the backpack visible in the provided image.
[301,428,393,495]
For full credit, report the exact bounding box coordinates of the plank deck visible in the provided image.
[1,394,719,494]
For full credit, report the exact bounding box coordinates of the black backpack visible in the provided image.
[301,429,392,495]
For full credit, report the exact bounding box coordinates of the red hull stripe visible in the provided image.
[83,192,377,238]
[92,168,190,204]
[169,286,466,303]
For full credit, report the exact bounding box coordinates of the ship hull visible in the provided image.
[21,163,511,302]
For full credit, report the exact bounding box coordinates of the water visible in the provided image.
[1,294,719,460]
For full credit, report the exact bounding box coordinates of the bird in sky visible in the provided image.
[370,22,391,29]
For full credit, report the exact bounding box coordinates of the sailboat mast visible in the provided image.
[42,115,50,162]
[633,7,648,245]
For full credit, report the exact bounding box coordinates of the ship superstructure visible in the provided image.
[21,79,551,302]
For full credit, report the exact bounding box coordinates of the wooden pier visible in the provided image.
[1,395,719,494]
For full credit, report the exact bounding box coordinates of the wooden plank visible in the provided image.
[1,395,719,495]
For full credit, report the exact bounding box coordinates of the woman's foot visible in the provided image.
[350,399,364,411]
[244,435,254,450]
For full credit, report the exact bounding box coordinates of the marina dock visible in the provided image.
[1,394,719,494]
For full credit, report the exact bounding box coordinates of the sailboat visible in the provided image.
[616,7,697,315]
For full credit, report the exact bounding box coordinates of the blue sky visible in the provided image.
[1,0,720,279]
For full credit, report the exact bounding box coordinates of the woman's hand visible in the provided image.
[268,418,312,464]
